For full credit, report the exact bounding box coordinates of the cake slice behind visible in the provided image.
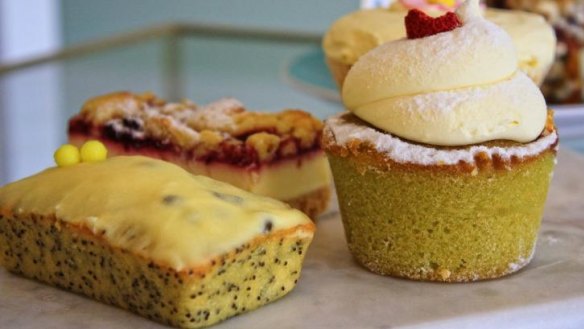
[68,91,332,219]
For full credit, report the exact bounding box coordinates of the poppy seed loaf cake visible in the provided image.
[0,156,315,328]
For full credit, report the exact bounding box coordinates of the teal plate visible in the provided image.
[285,48,341,102]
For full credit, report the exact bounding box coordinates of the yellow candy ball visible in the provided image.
[80,140,108,163]
[428,0,456,7]
[54,144,81,167]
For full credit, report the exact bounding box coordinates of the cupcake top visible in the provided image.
[322,4,556,83]
[341,0,548,146]
[0,156,313,271]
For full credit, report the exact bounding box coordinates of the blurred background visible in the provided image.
[0,0,583,184]
[0,0,358,183]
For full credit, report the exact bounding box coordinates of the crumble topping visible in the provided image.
[69,91,323,166]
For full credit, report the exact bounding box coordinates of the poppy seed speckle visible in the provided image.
[0,213,311,329]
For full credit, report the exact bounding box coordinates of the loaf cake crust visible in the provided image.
[0,156,315,328]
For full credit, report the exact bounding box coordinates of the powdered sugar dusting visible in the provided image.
[456,0,481,23]
[343,17,515,110]
[107,118,146,140]
[190,98,242,131]
[507,246,536,273]
[351,72,548,146]
[147,97,241,133]
[168,119,200,141]
[325,113,557,167]
[387,72,538,117]
[143,109,201,146]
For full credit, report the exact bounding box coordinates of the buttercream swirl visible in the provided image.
[341,0,548,146]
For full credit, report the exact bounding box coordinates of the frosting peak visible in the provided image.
[341,0,547,146]
[456,0,481,22]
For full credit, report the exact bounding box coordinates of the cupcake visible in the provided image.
[322,0,559,282]
[486,0,584,103]
[323,0,556,88]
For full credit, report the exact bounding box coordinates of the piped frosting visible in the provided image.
[341,0,548,146]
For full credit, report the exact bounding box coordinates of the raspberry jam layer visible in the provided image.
[69,132,331,201]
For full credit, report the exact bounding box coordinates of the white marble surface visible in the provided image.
[1,150,584,329]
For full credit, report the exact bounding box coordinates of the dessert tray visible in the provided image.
[285,48,584,140]
[2,149,584,329]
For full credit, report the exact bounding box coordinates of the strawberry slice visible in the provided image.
[405,9,462,39]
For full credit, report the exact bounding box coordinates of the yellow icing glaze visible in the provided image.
[0,156,313,271]
[428,0,456,6]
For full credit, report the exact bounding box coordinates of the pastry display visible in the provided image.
[68,92,332,219]
[486,0,584,103]
[0,143,315,328]
[322,0,558,282]
[323,0,556,88]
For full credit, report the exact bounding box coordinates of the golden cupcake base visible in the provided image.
[323,113,558,282]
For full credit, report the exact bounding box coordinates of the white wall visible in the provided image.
[0,0,62,183]
[0,0,61,62]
